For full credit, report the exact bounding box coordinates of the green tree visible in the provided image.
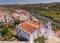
[8,8,15,13]
[0,25,14,41]
[8,25,15,30]
[0,25,9,36]
[14,19,22,25]
[1,32,14,41]
[34,36,46,43]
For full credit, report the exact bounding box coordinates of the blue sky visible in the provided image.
[0,0,60,4]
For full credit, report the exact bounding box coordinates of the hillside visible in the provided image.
[0,2,60,24]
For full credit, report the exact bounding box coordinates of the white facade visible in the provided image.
[19,16,29,21]
[29,29,39,43]
[16,26,30,41]
[16,25,40,43]
[16,21,52,43]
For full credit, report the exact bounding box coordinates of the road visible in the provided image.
[0,41,29,43]
[31,12,60,27]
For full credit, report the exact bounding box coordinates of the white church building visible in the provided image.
[16,21,52,43]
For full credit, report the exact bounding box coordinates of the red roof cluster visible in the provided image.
[0,11,14,24]
[12,9,31,20]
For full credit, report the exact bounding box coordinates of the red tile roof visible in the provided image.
[12,13,21,19]
[56,31,60,37]
[16,9,31,16]
[18,21,39,34]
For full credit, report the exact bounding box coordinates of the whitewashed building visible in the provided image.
[0,11,14,24]
[12,9,31,21]
[16,21,51,43]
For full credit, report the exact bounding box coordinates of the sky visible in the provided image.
[0,0,60,5]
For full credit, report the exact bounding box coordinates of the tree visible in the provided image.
[0,25,9,36]
[34,36,46,43]
[1,32,13,41]
[0,25,14,41]
[8,25,15,30]
[14,19,22,25]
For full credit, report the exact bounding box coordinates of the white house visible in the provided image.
[0,11,14,24]
[16,21,52,43]
[0,15,5,23]
[2,11,14,24]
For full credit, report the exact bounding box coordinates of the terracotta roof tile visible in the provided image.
[56,31,60,37]
[18,21,39,34]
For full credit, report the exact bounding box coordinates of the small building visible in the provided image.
[12,9,31,21]
[29,16,39,22]
[0,11,14,24]
[55,31,60,37]
[0,13,6,23]
[16,21,51,43]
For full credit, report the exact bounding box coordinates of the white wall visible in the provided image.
[16,27,30,41]
[29,28,40,43]
[16,26,41,43]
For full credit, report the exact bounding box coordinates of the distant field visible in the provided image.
[38,10,60,23]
